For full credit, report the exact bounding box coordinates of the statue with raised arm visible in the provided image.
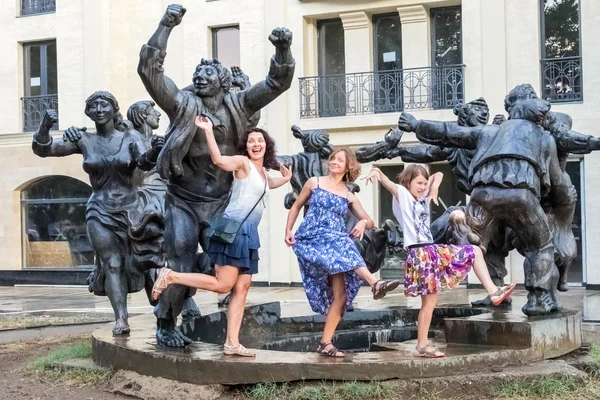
[356,99,514,303]
[32,92,166,335]
[138,4,295,347]
[397,89,574,316]
[277,125,403,276]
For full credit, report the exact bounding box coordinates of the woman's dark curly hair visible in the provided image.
[237,128,279,170]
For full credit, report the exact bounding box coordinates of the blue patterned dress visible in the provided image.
[292,179,365,315]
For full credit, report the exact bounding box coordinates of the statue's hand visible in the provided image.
[384,128,403,148]
[63,126,86,143]
[151,135,165,151]
[268,27,293,50]
[41,109,58,130]
[160,4,186,28]
[398,112,418,132]
[231,66,250,90]
[589,136,600,151]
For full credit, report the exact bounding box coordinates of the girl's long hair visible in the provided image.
[397,164,429,188]
[237,127,278,170]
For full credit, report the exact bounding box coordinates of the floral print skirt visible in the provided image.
[404,244,475,297]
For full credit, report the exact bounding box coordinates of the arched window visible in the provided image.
[21,176,93,268]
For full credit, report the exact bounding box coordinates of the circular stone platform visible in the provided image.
[92,302,581,385]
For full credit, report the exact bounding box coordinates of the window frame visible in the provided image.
[211,25,241,67]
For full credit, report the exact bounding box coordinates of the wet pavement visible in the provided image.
[1,285,599,321]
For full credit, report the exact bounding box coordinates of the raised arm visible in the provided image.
[32,110,81,158]
[138,5,186,117]
[284,177,317,246]
[362,167,398,198]
[267,164,292,190]
[194,116,248,174]
[390,144,453,163]
[398,112,481,150]
[426,172,444,206]
[241,28,296,117]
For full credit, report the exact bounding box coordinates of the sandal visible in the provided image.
[414,345,445,358]
[223,343,256,357]
[317,341,345,357]
[151,268,171,301]
[372,279,401,300]
[490,283,517,306]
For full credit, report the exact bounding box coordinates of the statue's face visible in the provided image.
[464,104,489,127]
[193,65,221,97]
[144,106,161,130]
[246,131,266,161]
[86,98,114,125]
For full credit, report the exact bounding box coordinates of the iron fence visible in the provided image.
[541,57,582,103]
[21,0,55,16]
[299,65,465,118]
[22,95,58,132]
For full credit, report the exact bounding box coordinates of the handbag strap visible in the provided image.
[237,172,268,229]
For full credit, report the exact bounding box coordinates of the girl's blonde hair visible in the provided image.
[329,148,361,182]
[397,164,429,188]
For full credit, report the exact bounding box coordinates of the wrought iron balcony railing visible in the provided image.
[21,0,55,16]
[298,65,465,119]
[541,56,582,103]
[22,95,58,132]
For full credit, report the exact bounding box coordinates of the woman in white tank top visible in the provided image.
[152,115,292,357]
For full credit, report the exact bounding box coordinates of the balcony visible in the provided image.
[20,0,55,16]
[298,65,465,119]
[22,95,58,132]
[541,57,582,103]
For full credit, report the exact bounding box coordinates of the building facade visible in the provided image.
[1,0,599,289]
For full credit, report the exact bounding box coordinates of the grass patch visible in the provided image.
[244,380,393,400]
[495,376,577,398]
[26,338,113,387]
[0,314,108,330]
[588,344,600,378]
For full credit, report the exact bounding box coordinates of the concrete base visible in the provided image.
[91,302,583,385]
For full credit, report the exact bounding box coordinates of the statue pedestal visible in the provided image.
[92,302,582,385]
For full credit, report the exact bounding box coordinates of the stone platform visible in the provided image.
[92,302,582,385]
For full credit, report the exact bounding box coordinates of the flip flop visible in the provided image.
[223,343,256,357]
[372,279,401,300]
[414,345,445,358]
[491,283,517,306]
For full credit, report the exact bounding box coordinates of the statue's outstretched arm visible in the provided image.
[138,5,185,117]
[398,112,481,150]
[32,109,81,158]
[242,28,296,116]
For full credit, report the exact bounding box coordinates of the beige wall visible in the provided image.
[1,0,599,287]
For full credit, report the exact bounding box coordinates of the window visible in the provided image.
[377,165,406,280]
[430,6,464,109]
[22,177,93,269]
[317,18,346,117]
[23,40,58,132]
[21,0,55,16]
[540,0,582,102]
[566,159,584,284]
[373,13,403,113]
[212,26,240,68]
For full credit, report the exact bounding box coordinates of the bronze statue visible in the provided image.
[356,98,514,305]
[138,4,295,347]
[32,92,165,335]
[397,89,573,316]
[277,125,403,276]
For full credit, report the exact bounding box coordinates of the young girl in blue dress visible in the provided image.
[285,148,400,358]
[364,164,516,358]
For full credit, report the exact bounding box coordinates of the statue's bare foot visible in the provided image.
[174,328,193,345]
[521,290,555,316]
[181,297,201,319]
[112,317,130,336]
[156,327,188,347]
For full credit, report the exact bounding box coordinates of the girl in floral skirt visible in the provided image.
[364,164,516,358]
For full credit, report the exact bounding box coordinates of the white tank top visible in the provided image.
[223,161,269,225]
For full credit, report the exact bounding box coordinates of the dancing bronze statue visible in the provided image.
[32,92,165,335]
[138,4,295,347]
